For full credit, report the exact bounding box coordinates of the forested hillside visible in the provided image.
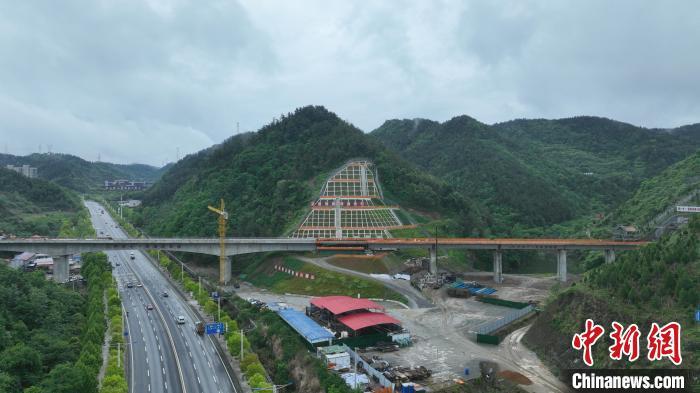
[524,216,699,372]
[609,150,700,229]
[0,264,84,392]
[0,153,163,192]
[372,117,700,233]
[0,168,88,237]
[137,106,488,237]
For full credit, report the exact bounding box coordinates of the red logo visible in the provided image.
[647,322,682,365]
[572,320,682,366]
[572,319,605,366]
[609,322,640,361]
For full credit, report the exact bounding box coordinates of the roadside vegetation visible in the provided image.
[100,255,128,393]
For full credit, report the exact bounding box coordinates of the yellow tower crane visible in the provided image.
[207,199,229,285]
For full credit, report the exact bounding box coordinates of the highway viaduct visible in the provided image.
[0,237,645,284]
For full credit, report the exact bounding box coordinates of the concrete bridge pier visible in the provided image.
[556,250,567,282]
[53,255,70,283]
[493,251,503,283]
[604,249,616,264]
[429,246,437,275]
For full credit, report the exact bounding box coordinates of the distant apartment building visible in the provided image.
[104,179,151,190]
[6,164,38,178]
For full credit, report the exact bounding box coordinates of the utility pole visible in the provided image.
[240,329,244,358]
[217,296,221,321]
[117,342,120,367]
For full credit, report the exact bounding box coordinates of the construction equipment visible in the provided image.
[207,199,229,285]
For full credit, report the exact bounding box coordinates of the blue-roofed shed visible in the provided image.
[277,309,335,345]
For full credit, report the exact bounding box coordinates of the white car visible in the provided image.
[176,315,186,324]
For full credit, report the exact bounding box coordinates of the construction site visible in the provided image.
[229,160,565,392]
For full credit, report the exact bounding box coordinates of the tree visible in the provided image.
[0,343,42,388]
[0,372,18,393]
[40,361,96,393]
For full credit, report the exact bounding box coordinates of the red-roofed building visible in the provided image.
[307,296,405,342]
[337,312,401,331]
[310,296,384,315]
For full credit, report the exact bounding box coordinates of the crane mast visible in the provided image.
[207,199,229,285]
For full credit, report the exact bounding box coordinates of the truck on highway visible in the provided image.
[195,321,205,336]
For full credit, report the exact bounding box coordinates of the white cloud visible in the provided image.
[0,0,698,164]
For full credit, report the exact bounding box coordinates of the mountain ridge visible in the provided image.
[0,153,165,192]
[372,114,700,233]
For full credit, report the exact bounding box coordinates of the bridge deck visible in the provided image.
[319,238,647,247]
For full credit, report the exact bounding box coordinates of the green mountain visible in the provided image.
[136,106,488,237]
[524,216,699,372]
[0,153,164,192]
[371,117,700,233]
[0,167,86,237]
[608,150,700,230]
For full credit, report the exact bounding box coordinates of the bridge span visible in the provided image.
[0,237,646,283]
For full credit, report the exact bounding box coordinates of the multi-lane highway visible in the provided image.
[85,201,237,393]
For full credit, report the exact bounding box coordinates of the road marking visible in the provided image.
[147,369,150,377]
[148,384,151,392]
[197,376,201,384]
[160,354,163,362]
[189,351,192,358]
[162,367,165,374]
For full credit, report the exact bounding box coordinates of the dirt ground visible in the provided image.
[455,272,555,303]
[363,275,555,388]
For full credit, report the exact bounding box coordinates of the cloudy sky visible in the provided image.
[1,1,699,165]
